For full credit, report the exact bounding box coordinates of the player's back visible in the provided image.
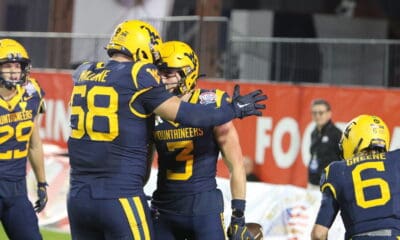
[68,60,165,198]
[324,149,400,236]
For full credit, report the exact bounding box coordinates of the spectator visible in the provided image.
[308,99,342,189]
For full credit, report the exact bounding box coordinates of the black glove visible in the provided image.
[34,182,48,213]
[227,199,254,240]
[227,215,254,240]
[231,84,267,119]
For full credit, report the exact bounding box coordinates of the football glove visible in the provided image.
[34,182,48,213]
[227,199,254,240]
[231,84,267,119]
[227,216,254,240]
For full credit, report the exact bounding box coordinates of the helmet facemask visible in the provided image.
[157,65,184,95]
[150,42,162,65]
[177,66,196,95]
[0,59,30,90]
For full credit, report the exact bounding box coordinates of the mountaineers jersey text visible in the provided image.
[152,89,230,199]
[0,79,44,182]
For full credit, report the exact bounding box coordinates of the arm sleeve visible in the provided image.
[175,101,235,128]
[135,64,175,113]
[140,85,175,112]
[141,86,236,127]
[315,189,340,227]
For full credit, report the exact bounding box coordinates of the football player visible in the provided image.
[67,20,267,240]
[0,38,47,240]
[150,41,254,240]
[311,115,400,240]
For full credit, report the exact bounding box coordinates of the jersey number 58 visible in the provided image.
[70,85,119,141]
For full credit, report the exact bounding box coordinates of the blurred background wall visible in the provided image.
[0,0,399,85]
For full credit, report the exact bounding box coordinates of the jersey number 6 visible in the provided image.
[352,161,390,208]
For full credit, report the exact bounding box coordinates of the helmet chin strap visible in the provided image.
[3,82,16,90]
[0,75,22,90]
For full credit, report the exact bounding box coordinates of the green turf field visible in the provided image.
[0,225,71,240]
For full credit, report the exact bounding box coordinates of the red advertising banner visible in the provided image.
[32,71,400,187]
[32,71,73,149]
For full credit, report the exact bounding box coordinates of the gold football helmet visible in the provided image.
[340,114,390,160]
[106,20,162,63]
[158,41,199,95]
[0,38,31,88]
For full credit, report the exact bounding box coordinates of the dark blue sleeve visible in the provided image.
[140,85,174,112]
[141,85,235,127]
[175,101,235,128]
[315,188,340,227]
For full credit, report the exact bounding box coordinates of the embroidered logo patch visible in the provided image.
[199,91,216,105]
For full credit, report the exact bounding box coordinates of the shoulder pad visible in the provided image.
[320,165,330,188]
[192,89,227,108]
[320,161,343,199]
[131,62,162,89]
[24,78,46,113]
[388,149,400,156]
[72,62,94,83]
[25,78,44,98]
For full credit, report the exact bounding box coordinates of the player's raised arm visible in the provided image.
[153,84,267,128]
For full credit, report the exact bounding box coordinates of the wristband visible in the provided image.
[231,199,245,211]
[231,199,246,217]
[38,182,48,188]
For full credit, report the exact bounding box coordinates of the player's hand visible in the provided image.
[34,182,48,213]
[231,84,267,119]
[227,216,254,240]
